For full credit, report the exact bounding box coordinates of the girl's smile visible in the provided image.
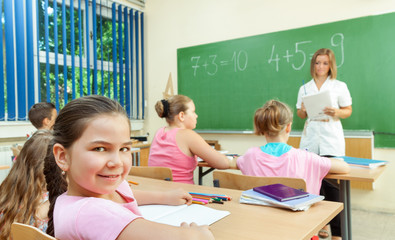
[63,114,133,199]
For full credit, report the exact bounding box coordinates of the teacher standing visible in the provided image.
[296,48,352,239]
[296,48,352,157]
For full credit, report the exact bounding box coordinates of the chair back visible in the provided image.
[213,170,306,191]
[11,222,56,240]
[129,166,173,181]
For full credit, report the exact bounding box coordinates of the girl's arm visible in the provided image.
[133,188,192,206]
[178,129,230,169]
[329,158,350,174]
[117,219,214,240]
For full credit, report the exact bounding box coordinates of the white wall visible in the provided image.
[143,0,395,212]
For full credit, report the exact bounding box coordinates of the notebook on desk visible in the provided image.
[339,156,388,169]
[253,184,309,202]
[138,204,230,226]
[241,189,324,211]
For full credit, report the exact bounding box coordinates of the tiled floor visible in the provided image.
[318,208,395,239]
[350,208,395,240]
[320,209,395,240]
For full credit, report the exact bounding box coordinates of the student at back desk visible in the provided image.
[148,95,236,184]
[236,100,350,195]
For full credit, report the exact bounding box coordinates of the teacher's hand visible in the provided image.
[323,107,337,117]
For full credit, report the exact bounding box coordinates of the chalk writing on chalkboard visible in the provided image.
[190,50,248,77]
[268,33,344,72]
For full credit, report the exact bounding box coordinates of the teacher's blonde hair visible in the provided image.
[310,48,337,80]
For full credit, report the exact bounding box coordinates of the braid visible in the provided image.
[43,141,67,237]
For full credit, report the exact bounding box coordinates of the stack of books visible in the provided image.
[240,184,324,211]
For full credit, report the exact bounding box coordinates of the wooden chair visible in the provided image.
[129,166,173,181]
[11,222,56,240]
[213,170,307,191]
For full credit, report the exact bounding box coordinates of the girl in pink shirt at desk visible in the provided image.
[237,100,349,195]
[149,95,233,184]
[44,95,214,240]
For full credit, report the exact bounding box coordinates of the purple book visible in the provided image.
[253,184,309,202]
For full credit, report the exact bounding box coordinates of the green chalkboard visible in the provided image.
[178,12,395,147]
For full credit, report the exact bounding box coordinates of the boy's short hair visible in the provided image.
[28,102,56,129]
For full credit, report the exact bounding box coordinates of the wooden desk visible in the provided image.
[127,175,343,240]
[198,162,386,240]
[0,165,10,170]
[132,142,151,166]
[326,166,386,240]
[130,148,141,166]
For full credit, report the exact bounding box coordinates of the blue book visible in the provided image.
[338,156,388,169]
[240,189,324,211]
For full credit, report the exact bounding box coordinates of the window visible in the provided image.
[0,0,145,122]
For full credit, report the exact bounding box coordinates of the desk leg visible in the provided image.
[198,166,215,186]
[198,167,203,185]
[339,180,352,240]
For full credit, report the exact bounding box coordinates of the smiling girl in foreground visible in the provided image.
[44,95,213,240]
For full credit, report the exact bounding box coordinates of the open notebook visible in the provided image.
[138,204,230,226]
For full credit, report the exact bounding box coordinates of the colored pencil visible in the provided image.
[128,180,139,185]
[192,200,207,205]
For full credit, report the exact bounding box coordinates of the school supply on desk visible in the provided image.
[189,192,232,201]
[338,156,388,169]
[302,90,332,119]
[240,189,324,211]
[138,204,230,226]
[253,184,309,202]
[127,180,139,185]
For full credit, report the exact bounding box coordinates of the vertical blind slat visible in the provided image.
[78,0,83,97]
[44,0,50,102]
[5,0,16,120]
[92,0,98,94]
[62,0,68,105]
[124,7,130,116]
[85,0,90,95]
[35,0,41,102]
[140,12,144,119]
[118,5,123,105]
[15,0,27,120]
[53,0,60,110]
[100,2,104,95]
[129,9,134,119]
[135,11,139,119]
[26,0,35,111]
[70,0,76,99]
[112,3,117,100]
[0,0,4,120]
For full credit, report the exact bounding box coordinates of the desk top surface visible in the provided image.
[198,162,387,183]
[127,176,342,240]
[325,165,386,182]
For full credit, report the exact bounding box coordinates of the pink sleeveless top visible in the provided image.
[148,127,197,184]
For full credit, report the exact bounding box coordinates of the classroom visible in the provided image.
[0,0,394,239]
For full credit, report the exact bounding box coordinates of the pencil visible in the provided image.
[192,198,209,204]
[192,200,207,205]
[128,180,139,185]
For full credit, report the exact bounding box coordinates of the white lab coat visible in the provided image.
[296,77,352,156]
